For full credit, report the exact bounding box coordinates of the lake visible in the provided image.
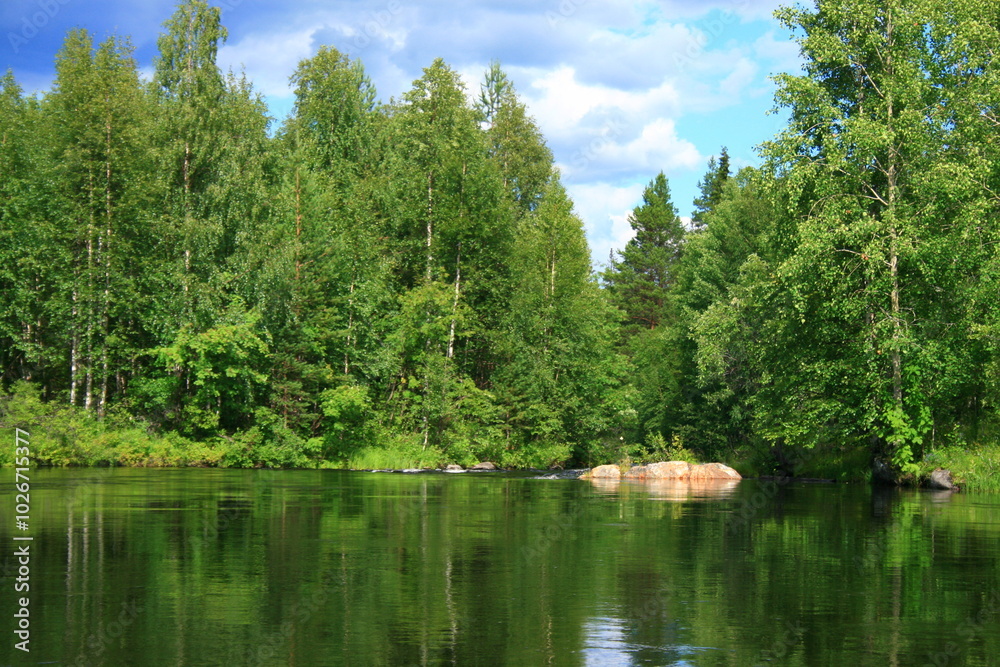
[2,468,999,665]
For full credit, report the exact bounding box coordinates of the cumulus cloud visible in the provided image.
[566,182,645,269]
[218,28,317,98]
[517,65,700,188]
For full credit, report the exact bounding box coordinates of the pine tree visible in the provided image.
[603,172,684,332]
[691,147,730,230]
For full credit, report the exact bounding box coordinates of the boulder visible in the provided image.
[622,461,741,481]
[689,462,742,481]
[587,461,742,481]
[444,464,464,472]
[471,461,498,470]
[927,468,957,491]
[589,464,622,479]
[629,461,692,480]
[623,464,647,479]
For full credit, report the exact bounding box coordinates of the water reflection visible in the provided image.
[589,477,740,501]
[2,470,999,666]
[581,615,714,666]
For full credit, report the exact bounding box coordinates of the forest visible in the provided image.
[2,0,1000,487]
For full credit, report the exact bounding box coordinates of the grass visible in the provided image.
[337,436,444,470]
[919,444,1000,493]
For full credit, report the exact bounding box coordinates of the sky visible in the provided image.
[2,0,802,268]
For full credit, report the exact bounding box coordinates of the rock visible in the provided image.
[471,461,497,470]
[872,458,897,485]
[537,469,589,480]
[444,464,464,472]
[620,461,741,481]
[625,461,691,480]
[623,464,647,479]
[589,464,622,479]
[927,468,957,491]
[689,462,742,481]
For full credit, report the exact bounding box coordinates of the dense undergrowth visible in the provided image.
[4,381,999,492]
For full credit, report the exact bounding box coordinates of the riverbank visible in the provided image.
[3,386,999,492]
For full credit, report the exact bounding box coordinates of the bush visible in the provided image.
[638,432,701,465]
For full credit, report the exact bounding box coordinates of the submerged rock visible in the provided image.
[927,468,957,491]
[534,469,589,480]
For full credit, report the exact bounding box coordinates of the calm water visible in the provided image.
[2,468,999,666]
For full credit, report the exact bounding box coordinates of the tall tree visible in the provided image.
[761,0,1000,471]
[380,59,515,448]
[152,0,228,327]
[496,174,625,465]
[477,61,554,216]
[603,172,684,333]
[0,72,52,392]
[142,1,275,435]
[46,31,151,414]
[691,147,730,230]
[266,46,389,440]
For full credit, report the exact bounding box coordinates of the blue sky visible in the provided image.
[2,0,802,268]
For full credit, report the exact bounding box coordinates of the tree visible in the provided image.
[691,147,730,230]
[152,0,228,327]
[496,174,625,465]
[477,61,554,216]
[603,172,684,333]
[0,72,52,392]
[46,31,152,415]
[761,0,1000,471]
[266,46,390,437]
[138,1,275,435]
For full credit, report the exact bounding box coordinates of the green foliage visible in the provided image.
[603,172,684,333]
[920,445,1000,493]
[4,1,1000,481]
[639,432,700,465]
[153,308,269,435]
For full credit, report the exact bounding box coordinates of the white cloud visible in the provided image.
[719,57,757,98]
[753,29,802,74]
[557,117,702,184]
[218,28,317,98]
[566,182,645,269]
